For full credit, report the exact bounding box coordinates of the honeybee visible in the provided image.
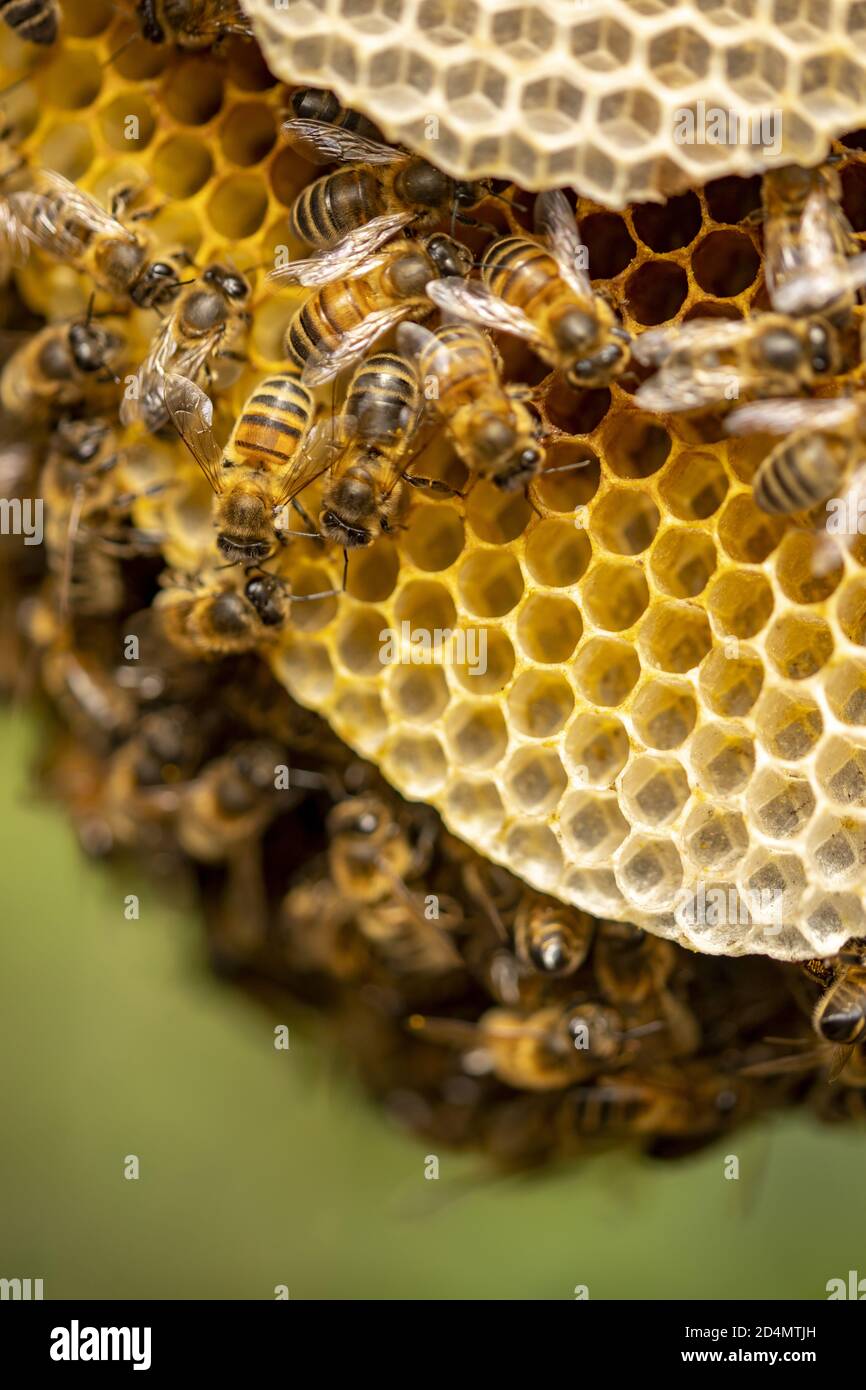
[164,369,346,564]
[135,0,252,47]
[725,393,865,515]
[762,163,866,319]
[410,999,659,1092]
[357,896,465,982]
[120,263,251,432]
[156,568,293,657]
[0,0,58,45]
[314,349,426,549]
[327,794,436,906]
[634,312,839,414]
[281,118,488,255]
[397,319,544,492]
[8,171,186,308]
[286,88,383,143]
[806,939,866,1047]
[512,892,594,977]
[176,741,286,863]
[281,232,473,386]
[1,312,125,419]
[593,920,676,1004]
[40,417,127,616]
[424,188,631,389]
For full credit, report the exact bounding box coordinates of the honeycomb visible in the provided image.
[247,0,866,206]
[6,6,866,964]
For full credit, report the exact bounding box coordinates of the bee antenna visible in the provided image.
[489,190,528,213]
[100,32,140,72]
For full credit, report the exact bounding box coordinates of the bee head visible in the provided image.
[398,157,451,209]
[320,471,377,547]
[133,260,182,309]
[426,233,473,279]
[68,321,120,374]
[244,573,286,627]
[203,264,250,301]
[55,419,111,464]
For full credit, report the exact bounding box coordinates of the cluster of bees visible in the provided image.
[2,1,866,1163]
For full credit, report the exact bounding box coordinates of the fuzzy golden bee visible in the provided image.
[724,390,866,525]
[121,263,251,433]
[156,568,293,657]
[312,349,427,550]
[1,313,125,420]
[426,189,630,389]
[634,312,839,414]
[762,163,866,320]
[281,119,488,255]
[397,319,544,492]
[164,369,344,565]
[277,231,473,386]
[8,171,187,309]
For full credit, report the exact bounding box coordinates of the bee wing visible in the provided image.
[0,200,29,279]
[726,396,858,436]
[281,118,403,166]
[122,320,225,432]
[301,304,421,386]
[425,277,546,346]
[534,189,593,298]
[772,251,866,315]
[272,414,356,509]
[16,170,136,258]
[632,318,747,368]
[268,211,412,286]
[163,373,224,495]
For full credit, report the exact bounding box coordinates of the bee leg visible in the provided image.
[404,475,465,499]
[109,184,139,218]
[454,211,501,239]
[128,201,169,224]
[291,496,321,538]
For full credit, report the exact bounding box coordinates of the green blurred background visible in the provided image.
[1,710,864,1300]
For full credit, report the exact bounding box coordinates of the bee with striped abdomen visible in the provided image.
[8,171,187,309]
[425,188,630,389]
[282,232,472,387]
[725,393,865,515]
[0,0,58,45]
[313,348,428,550]
[286,88,383,143]
[397,319,544,492]
[762,163,866,320]
[635,313,839,415]
[280,119,489,259]
[164,369,347,565]
[121,262,251,433]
